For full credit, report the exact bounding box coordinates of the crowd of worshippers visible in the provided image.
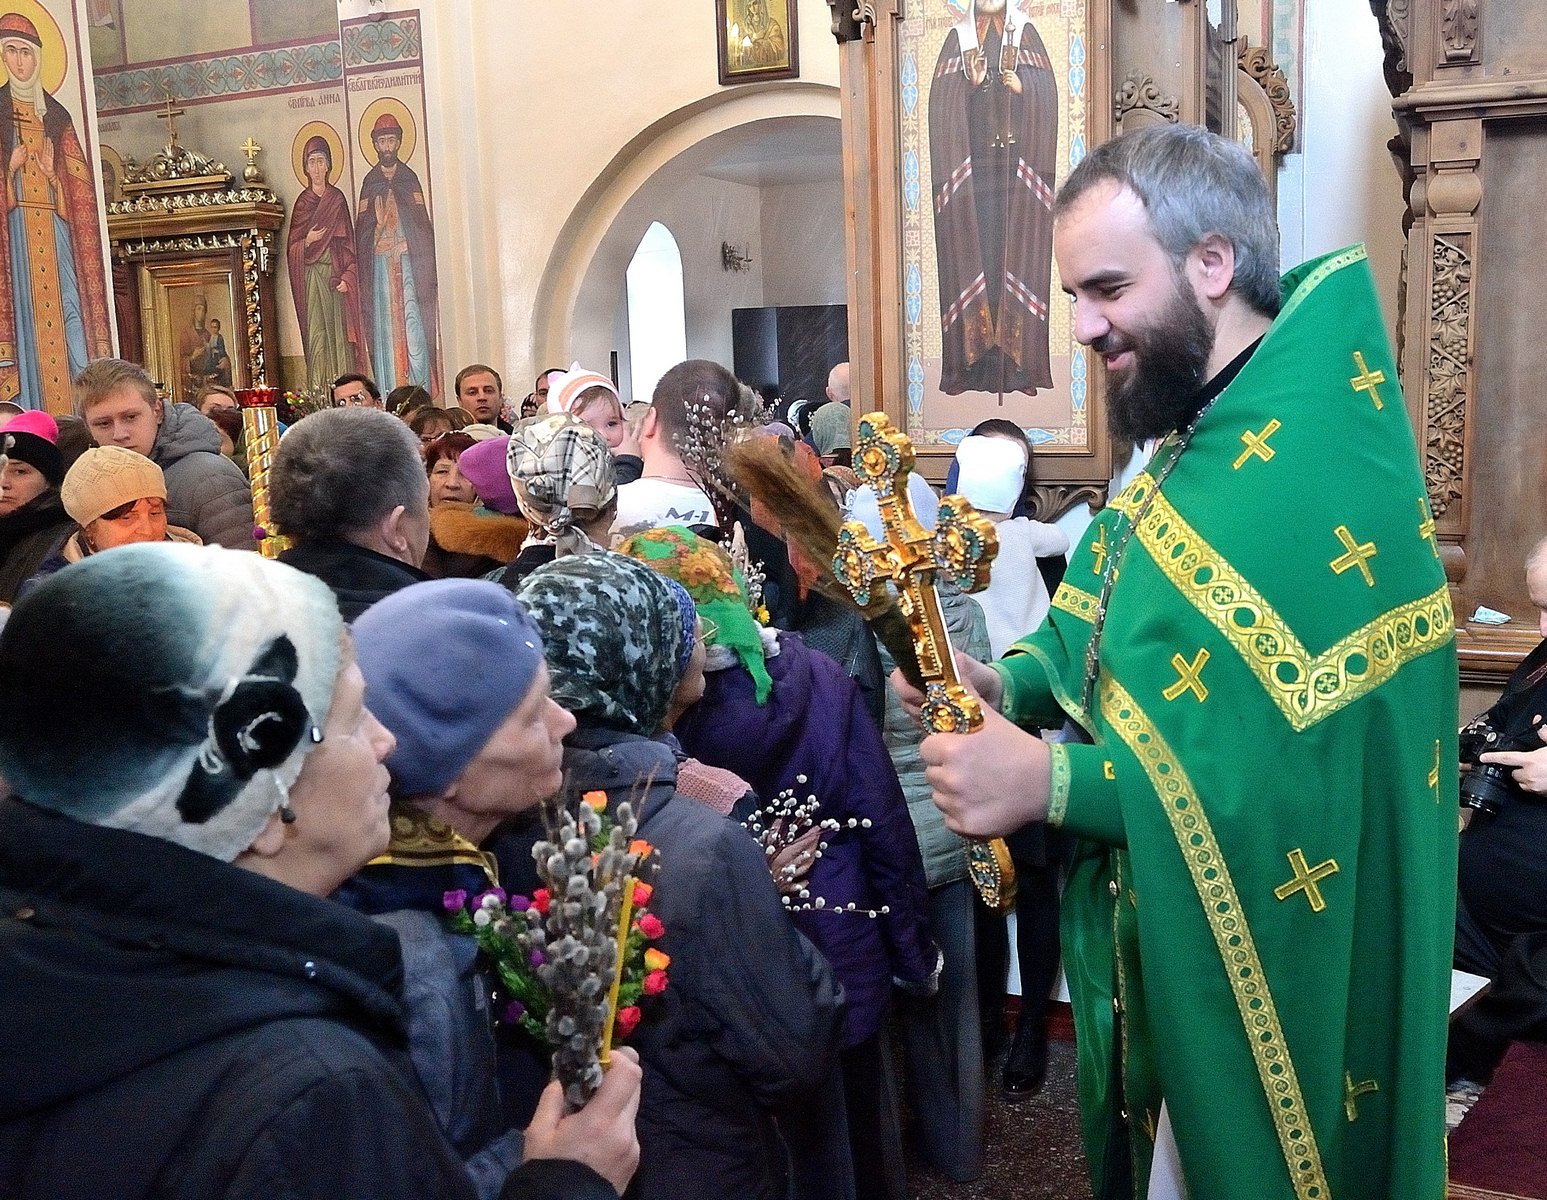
[0,353,1077,1200]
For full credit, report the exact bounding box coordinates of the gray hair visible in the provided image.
[74,358,159,418]
[1054,124,1281,318]
[271,407,428,542]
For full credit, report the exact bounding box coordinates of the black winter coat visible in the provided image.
[561,729,844,1200]
[279,538,430,622]
[0,799,611,1200]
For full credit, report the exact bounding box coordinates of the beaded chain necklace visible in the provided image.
[1079,392,1221,716]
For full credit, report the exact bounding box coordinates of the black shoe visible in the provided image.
[1001,1024,1048,1101]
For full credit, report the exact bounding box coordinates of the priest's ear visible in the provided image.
[1187,232,1237,304]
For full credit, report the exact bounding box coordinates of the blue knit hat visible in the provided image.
[353,579,547,798]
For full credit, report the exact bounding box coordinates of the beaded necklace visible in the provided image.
[1079,392,1221,716]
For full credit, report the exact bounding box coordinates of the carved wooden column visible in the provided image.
[1383,0,1547,688]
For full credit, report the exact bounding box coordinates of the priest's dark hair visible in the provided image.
[1054,123,1281,319]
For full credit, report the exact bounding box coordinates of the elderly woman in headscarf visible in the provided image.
[495,413,617,592]
[621,526,936,1200]
[0,544,639,1200]
[515,551,842,1200]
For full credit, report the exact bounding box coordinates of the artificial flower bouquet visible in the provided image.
[444,789,667,1106]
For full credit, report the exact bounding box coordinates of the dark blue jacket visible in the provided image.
[562,727,843,1200]
[673,633,936,1046]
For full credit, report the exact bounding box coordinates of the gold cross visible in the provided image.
[1349,351,1387,410]
[155,87,185,148]
[1417,497,1438,557]
[1330,525,1377,587]
[1161,648,1210,703]
[833,412,1014,910]
[1343,1072,1379,1121]
[1232,418,1281,470]
[240,136,261,162]
[1429,739,1442,800]
[1090,525,1109,577]
[1273,848,1340,913]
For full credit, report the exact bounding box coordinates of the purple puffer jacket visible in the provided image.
[674,632,936,1047]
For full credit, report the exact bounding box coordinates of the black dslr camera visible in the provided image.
[1459,712,1544,817]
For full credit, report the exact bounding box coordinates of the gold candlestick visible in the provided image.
[236,385,291,559]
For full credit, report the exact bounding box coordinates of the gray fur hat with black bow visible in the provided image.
[0,542,343,861]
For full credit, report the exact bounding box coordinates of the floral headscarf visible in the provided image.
[516,551,695,733]
[506,413,617,556]
[619,525,772,705]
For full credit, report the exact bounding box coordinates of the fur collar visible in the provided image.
[428,503,528,562]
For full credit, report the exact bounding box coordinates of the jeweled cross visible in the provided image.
[1273,848,1340,913]
[1429,739,1442,800]
[1417,497,1439,557]
[1343,1072,1379,1122]
[833,412,1013,908]
[1330,524,1377,587]
[1161,648,1210,703]
[1349,351,1387,410]
[1232,418,1281,470]
[1090,526,1109,576]
[156,87,185,149]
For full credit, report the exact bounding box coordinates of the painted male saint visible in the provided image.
[355,113,439,397]
[0,12,111,411]
[288,135,363,391]
[929,0,1057,396]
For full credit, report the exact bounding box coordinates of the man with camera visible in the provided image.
[1450,537,1547,1081]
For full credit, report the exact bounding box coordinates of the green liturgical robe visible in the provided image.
[994,246,1457,1200]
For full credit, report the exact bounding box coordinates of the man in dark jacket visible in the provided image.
[74,357,254,549]
[271,406,431,620]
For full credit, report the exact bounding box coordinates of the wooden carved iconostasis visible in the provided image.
[831,0,1294,521]
[1376,0,1546,691]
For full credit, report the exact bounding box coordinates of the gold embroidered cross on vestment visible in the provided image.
[1273,848,1340,913]
[1349,351,1387,410]
[1161,649,1210,703]
[1232,418,1281,470]
[1417,497,1439,558]
[1343,1072,1379,1121]
[1330,525,1378,587]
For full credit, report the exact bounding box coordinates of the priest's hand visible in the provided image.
[1480,719,1547,797]
[523,1047,642,1195]
[922,704,1050,839]
[889,650,1003,725]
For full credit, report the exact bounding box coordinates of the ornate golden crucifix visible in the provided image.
[832,412,1017,911]
[155,87,185,150]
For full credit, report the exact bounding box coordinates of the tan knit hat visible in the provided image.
[61,446,167,526]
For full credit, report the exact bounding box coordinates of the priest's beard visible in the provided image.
[1096,278,1216,443]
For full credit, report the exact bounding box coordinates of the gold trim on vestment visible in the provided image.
[1272,244,1368,328]
[1111,483,1454,732]
[1101,677,1330,1200]
[1053,579,1099,623]
[1047,743,1071,826]
[1005,640,1092,730]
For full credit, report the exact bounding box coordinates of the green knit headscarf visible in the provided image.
[619,525,773,705]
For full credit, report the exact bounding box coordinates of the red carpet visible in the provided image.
[1449,1041,1547,1200]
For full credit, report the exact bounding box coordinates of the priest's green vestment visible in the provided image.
[994,247,1457,1200]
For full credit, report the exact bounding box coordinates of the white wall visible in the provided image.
[1276,0,1406,332]
[759,179,847,307]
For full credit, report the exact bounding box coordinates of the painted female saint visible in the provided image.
[287,134,364,391]
[0,10,112,411]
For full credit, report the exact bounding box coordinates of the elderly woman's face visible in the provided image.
[0,459,47,517]
[451,663,575,820]
[86,497,167,551]
[284,649,396,887]
[428,456,476,506]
